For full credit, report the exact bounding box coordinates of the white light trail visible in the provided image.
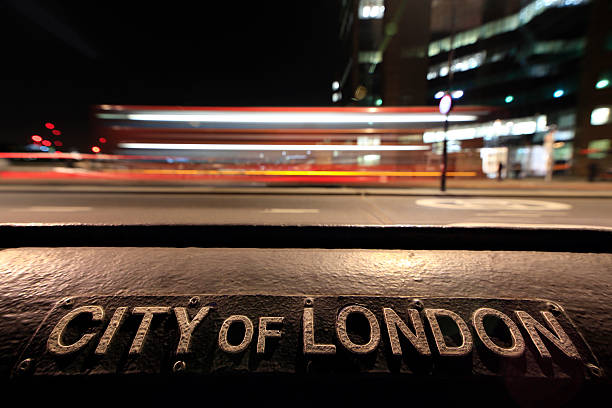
[97,112,477,124]
[117,143,431,151]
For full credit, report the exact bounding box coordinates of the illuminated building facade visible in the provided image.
[426,0,610,178]
[336,0,610,178]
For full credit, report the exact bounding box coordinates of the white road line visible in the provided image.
[416,198,572,211]
[262,208,320,214]
[475,211,541,217]
[448,222,612,230]
[10,206,93,212]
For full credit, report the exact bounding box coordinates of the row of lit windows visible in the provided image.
[427,38,586,80]
[428,0,589,57]
[423,115,549,143]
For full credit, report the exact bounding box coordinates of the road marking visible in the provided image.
[416,198,571,211]
[475,211,570,217]
[10,206,93,212]
[262,208,320,214]
[448,223,612,230]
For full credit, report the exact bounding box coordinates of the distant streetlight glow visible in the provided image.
[44,122,55,129]
[332,81,340,91]
[434,91,445,99]
[553,89,565,98]
[451,90,464,99]
[41,140,52,147]
[92,146,101,153]
[505,95,514,103]
[31,135,42,142]
[52,129,61,136]
[596,79,609,89]
[375,98,383,106]
[590,107,610,126]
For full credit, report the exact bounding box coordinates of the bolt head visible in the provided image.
[173,360,186,373]
[411,299,424,310]
[586,363,603,378]
[188,296,200,307]
[304,298,314,307]
[17,358,33,374]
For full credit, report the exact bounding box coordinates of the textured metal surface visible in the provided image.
[1,245,610,406]
[12,295,599,380]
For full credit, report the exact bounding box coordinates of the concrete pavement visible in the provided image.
[0,190,610,227]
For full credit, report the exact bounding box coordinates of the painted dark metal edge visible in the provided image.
[0,224,610,252]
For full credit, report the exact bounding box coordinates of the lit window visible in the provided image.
[428,0,588,57]
[427,51,485,80]
[591,107,611,126]
[358,51,382,64]
[359,0,385,19]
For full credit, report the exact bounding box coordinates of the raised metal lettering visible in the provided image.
[175,306,211,354]
[256,316,284,354]
[383,308,431,356]
[302,308,336,355]
[218,315,254,354]
[336,305,380,354]
[425,308,473,356]
[472,308,524,357]
[129,306,170,354]
[95,306,127,355]
[48,305,104,355]
[515,310,580,360]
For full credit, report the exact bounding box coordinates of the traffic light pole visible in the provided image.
[440,0,455,193]
[441,116,448,192]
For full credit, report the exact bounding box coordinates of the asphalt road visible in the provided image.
[0,190,611,227]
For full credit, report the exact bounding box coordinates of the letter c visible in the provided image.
[47,306,104,355]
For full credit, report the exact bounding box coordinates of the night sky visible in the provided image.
[0,0,339,149]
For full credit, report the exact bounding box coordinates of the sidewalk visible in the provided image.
[0,179,610,197]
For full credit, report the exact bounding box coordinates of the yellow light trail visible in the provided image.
[117,169,478,177]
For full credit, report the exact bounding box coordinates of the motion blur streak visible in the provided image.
[117,143,431,151]
[97,112,478,123]
[135,169,477,177]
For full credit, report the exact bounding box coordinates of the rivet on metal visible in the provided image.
[586,363,603,378]
[16,358,33,374]
[411,299,424,311]
[61,297,74,308]
[173,360,186,373]
[546,302,561,315]
[188,296,200,307]
[304,298,314,307]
